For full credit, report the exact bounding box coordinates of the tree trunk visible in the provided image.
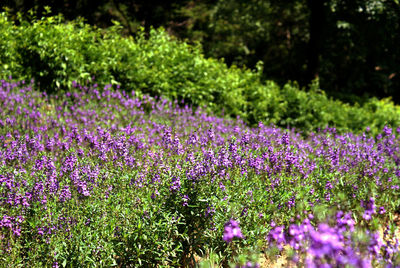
[307,0,326,82]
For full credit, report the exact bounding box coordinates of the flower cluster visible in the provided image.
[0,79,399,266]
[267,211,399,267]
[223,219,244,243]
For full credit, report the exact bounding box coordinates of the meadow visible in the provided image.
[1,78,400,267]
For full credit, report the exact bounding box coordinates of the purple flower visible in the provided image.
[219,182,226,191]
[383,125,392,136]
[223,219,244,243]
[205,206,215,218]
[59,186,72,202]
[151,189,159,199]
[267,225,286,247]
[368,232,383,256]
[37,227,44,236]
[281,133,290,145]
[182,195,189,206]
[309,223,343,258]
[336,211,355,232]
[170,177,181,193]
[361,198,376,221]
[379,206,386,214]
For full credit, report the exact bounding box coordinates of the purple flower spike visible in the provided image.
[379,206,386,215]
[361,198,376,221]
[223,219,244,243]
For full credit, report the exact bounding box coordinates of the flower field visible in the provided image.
[1,78,400,267]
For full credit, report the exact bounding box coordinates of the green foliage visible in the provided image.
[177,0,400,104]
[0,11,400,134]
[3,1,400,104]
[245,79,400,134]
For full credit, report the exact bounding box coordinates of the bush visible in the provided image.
[0,11,400,134]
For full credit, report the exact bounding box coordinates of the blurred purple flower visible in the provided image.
[223,219,244,243]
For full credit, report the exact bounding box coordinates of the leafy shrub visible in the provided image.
[0,11,400,134]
